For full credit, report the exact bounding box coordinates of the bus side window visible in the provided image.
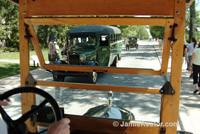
[111,35,114,43]
[100,35,109,46]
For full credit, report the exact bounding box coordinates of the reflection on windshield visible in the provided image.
[71,36,96,47]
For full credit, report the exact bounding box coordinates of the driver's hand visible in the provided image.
[47,118,70,134]
[0,93,10,106]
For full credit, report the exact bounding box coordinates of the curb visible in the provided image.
[178,102,195,133]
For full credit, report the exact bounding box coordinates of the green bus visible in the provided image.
[53,25,123,83]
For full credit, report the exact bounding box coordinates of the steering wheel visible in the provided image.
[0,86,63,134]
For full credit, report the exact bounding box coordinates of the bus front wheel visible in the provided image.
[53,71,65,82]
[111,56,118,67]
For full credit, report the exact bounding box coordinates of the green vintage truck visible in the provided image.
[127,36,138,50]
[53,25,122,83]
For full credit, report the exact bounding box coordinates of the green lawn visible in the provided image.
[0,49,48,79]
[0,49,49,61]
[0,62,39,79]
[0,49,3,54]
[0,49,64,79]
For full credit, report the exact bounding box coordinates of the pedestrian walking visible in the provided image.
[125,39,129,50]
[186,37,197,78]
[182,44,187,69]
[61,41,69,63]
[54,42,60,61]
[48,36,56,64]
[190,41,200,94]
[124,39,127,49]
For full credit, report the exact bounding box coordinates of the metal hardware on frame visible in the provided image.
[25,73,37,86]
[168,23,178,42]
[160,126,166,134]
[24,23,33,39]
[160,82,175,95]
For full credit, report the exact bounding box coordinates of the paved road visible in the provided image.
[1,40,185,132]
[32,40,165,122]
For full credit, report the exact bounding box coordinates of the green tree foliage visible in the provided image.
[196,11,200,40]
[0,0,19,50]
[1,0,200,52]
[149,26,165,39]
[117,25,149,39]
[136,26,149,40]
[36,25,80,48]
[185,3,200,42]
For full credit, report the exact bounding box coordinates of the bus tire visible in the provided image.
[53,72,65,82]
[136,44,138,49]
[118,54,121,61]
[111,56,118,67]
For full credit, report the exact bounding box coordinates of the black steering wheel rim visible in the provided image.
[0,86,63,134]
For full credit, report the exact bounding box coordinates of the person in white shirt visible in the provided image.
[186,37,197,78]
[54,42,60,61]
[48,36,56,64]
[190,42,200,94]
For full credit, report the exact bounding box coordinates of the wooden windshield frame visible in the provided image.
[17,0,186,133]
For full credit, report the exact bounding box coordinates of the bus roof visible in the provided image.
[128,36,137,38]
[68,25,121,35]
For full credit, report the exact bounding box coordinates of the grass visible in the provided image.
[0,49,63,79]
[0,62,39,79]
[0,49,49,61]
[0,49,3,54]
[0,49,48,79]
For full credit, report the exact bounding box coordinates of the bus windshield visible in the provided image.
[71,36,96,46]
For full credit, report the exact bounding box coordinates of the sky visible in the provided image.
[197,1,200,11]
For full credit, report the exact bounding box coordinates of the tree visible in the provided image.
[36,25,79,48]
[149,26,165,39]
[135,26,149,40]
[196,11,200,40]
[185,1,200,42]
[117,25,149,39]
[189,1,196,40]
[0,0,19,50]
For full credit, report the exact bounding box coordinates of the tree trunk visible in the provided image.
[189,2,196,40]
[45,25,50,48]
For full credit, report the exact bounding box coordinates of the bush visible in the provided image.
[3,47,19,52]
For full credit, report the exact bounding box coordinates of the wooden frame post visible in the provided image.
[161,20,174,75]
[160,0,186,134]
[19,0,36,132]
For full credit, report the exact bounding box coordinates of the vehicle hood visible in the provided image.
[69,46,96,55]
[83,104,135,120]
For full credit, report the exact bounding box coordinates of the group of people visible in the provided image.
[184,37,200,95]
[48,36,78,64]
[48,36,61,64]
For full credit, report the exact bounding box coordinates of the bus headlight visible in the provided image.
[80,55,86,62]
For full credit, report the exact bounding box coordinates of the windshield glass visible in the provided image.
[129,37,137,41]
[70,36,96,47]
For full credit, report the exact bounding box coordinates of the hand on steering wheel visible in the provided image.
[0,87,63,134]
